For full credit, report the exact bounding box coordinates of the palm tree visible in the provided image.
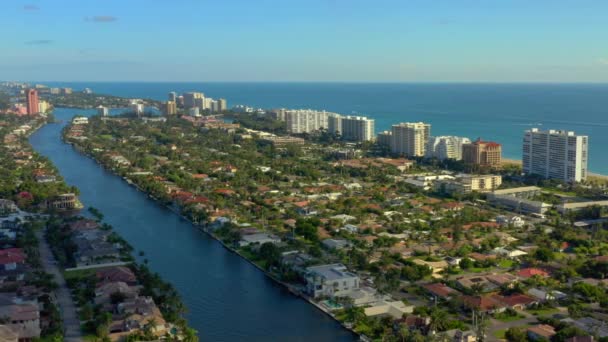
[429,307,448,333]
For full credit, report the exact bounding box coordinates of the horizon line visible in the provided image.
[12,80,608,85]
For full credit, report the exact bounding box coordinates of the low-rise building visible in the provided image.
[305,264,360,298]
[238,233,281,247]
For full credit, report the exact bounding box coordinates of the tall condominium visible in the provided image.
[390,122,431,157]
[376,130,392,147]
[183,92,204,108]
[327,113,342,135]
[284,109,330,134]
[168,92,177,102]
[425,136,471,161]
[462,138,502,167]
[26,89,39,115]
[523,128,588,182]
[218,98,227,112]
[163,101,177,115]
[339,116,375,142]
[97,106,109,117]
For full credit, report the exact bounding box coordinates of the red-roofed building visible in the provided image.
[463,138,502,167]
[69,219,99,231]
[0,248,26,270]
[498,294,537,310]
[423,283,461,300]
[517,268,550,278]
[96,266,137,286]
[462,295,506,313]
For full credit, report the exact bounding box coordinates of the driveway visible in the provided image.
[36,230,83,342]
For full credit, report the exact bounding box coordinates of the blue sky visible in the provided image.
[1,0,607,82]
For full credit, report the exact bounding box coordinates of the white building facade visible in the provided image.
[523,128,588,182]
[284,109,330,134]
[391,122,431,157]
[425,136,471,160]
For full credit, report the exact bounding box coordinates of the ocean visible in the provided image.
[41,82,608,174]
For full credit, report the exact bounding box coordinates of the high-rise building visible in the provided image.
[377,131,393,147]
[163,101,177,115]
[523,128,588,182]
[61,88,72,95]
[203,97,214,110]
[390,122,431,157]
[339,116,375,142]
[38,100,50,114]
[284,109,330,134]
[462,138,502,167]
[183,92,204,108]
[26,89,39,115]
[97,106,109,117]
[130,102,144,116]
[269,108,287,121]
[210,100,220,113]
[188,107,200,117]
[327,113,342,136]
[425,136,471,161]
[218,98,227,112]
[168,92,177,102]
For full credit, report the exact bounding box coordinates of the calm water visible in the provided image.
[43,82,608,174]
[29,108,356,342]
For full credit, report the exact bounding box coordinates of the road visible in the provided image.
[36,230,83,342]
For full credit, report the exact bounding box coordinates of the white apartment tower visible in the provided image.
[340,116,375,142]
[426,136,471,160]
[523,128,589,182]
[284,109,330,134]
[391,122,431,157]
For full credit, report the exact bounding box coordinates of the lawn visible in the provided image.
[63,268,96,282]
[493,312,525,322]
[528,307,560,316]
[498,259,514,268]
[493,329,507,339]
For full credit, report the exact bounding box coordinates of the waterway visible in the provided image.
[29,107,356,341]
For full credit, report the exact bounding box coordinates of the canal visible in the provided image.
[30,108,355,342]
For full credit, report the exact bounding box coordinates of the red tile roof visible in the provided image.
[517,268,549,278]
[0,248,26,265]
[423,283,460,298]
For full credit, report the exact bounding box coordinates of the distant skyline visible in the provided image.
[2,0,608,82]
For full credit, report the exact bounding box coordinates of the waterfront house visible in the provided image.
[305,264,360,298]
[238,233,281,247]
[364,300,414,319]
[96,267,137,286]
[95,281,140,307]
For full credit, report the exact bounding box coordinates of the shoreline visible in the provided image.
[60,136,360,339]
[502,158,608,180]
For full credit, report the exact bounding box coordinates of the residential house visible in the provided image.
[518,268,550,279]
[423,283,461,301]
[321,239,352,250]
[364,300,414,319]
[239,233,281,247]
[96,266,137,286]
[0,303,40,340]
[305,264,360,298]
[527,325,556,341]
